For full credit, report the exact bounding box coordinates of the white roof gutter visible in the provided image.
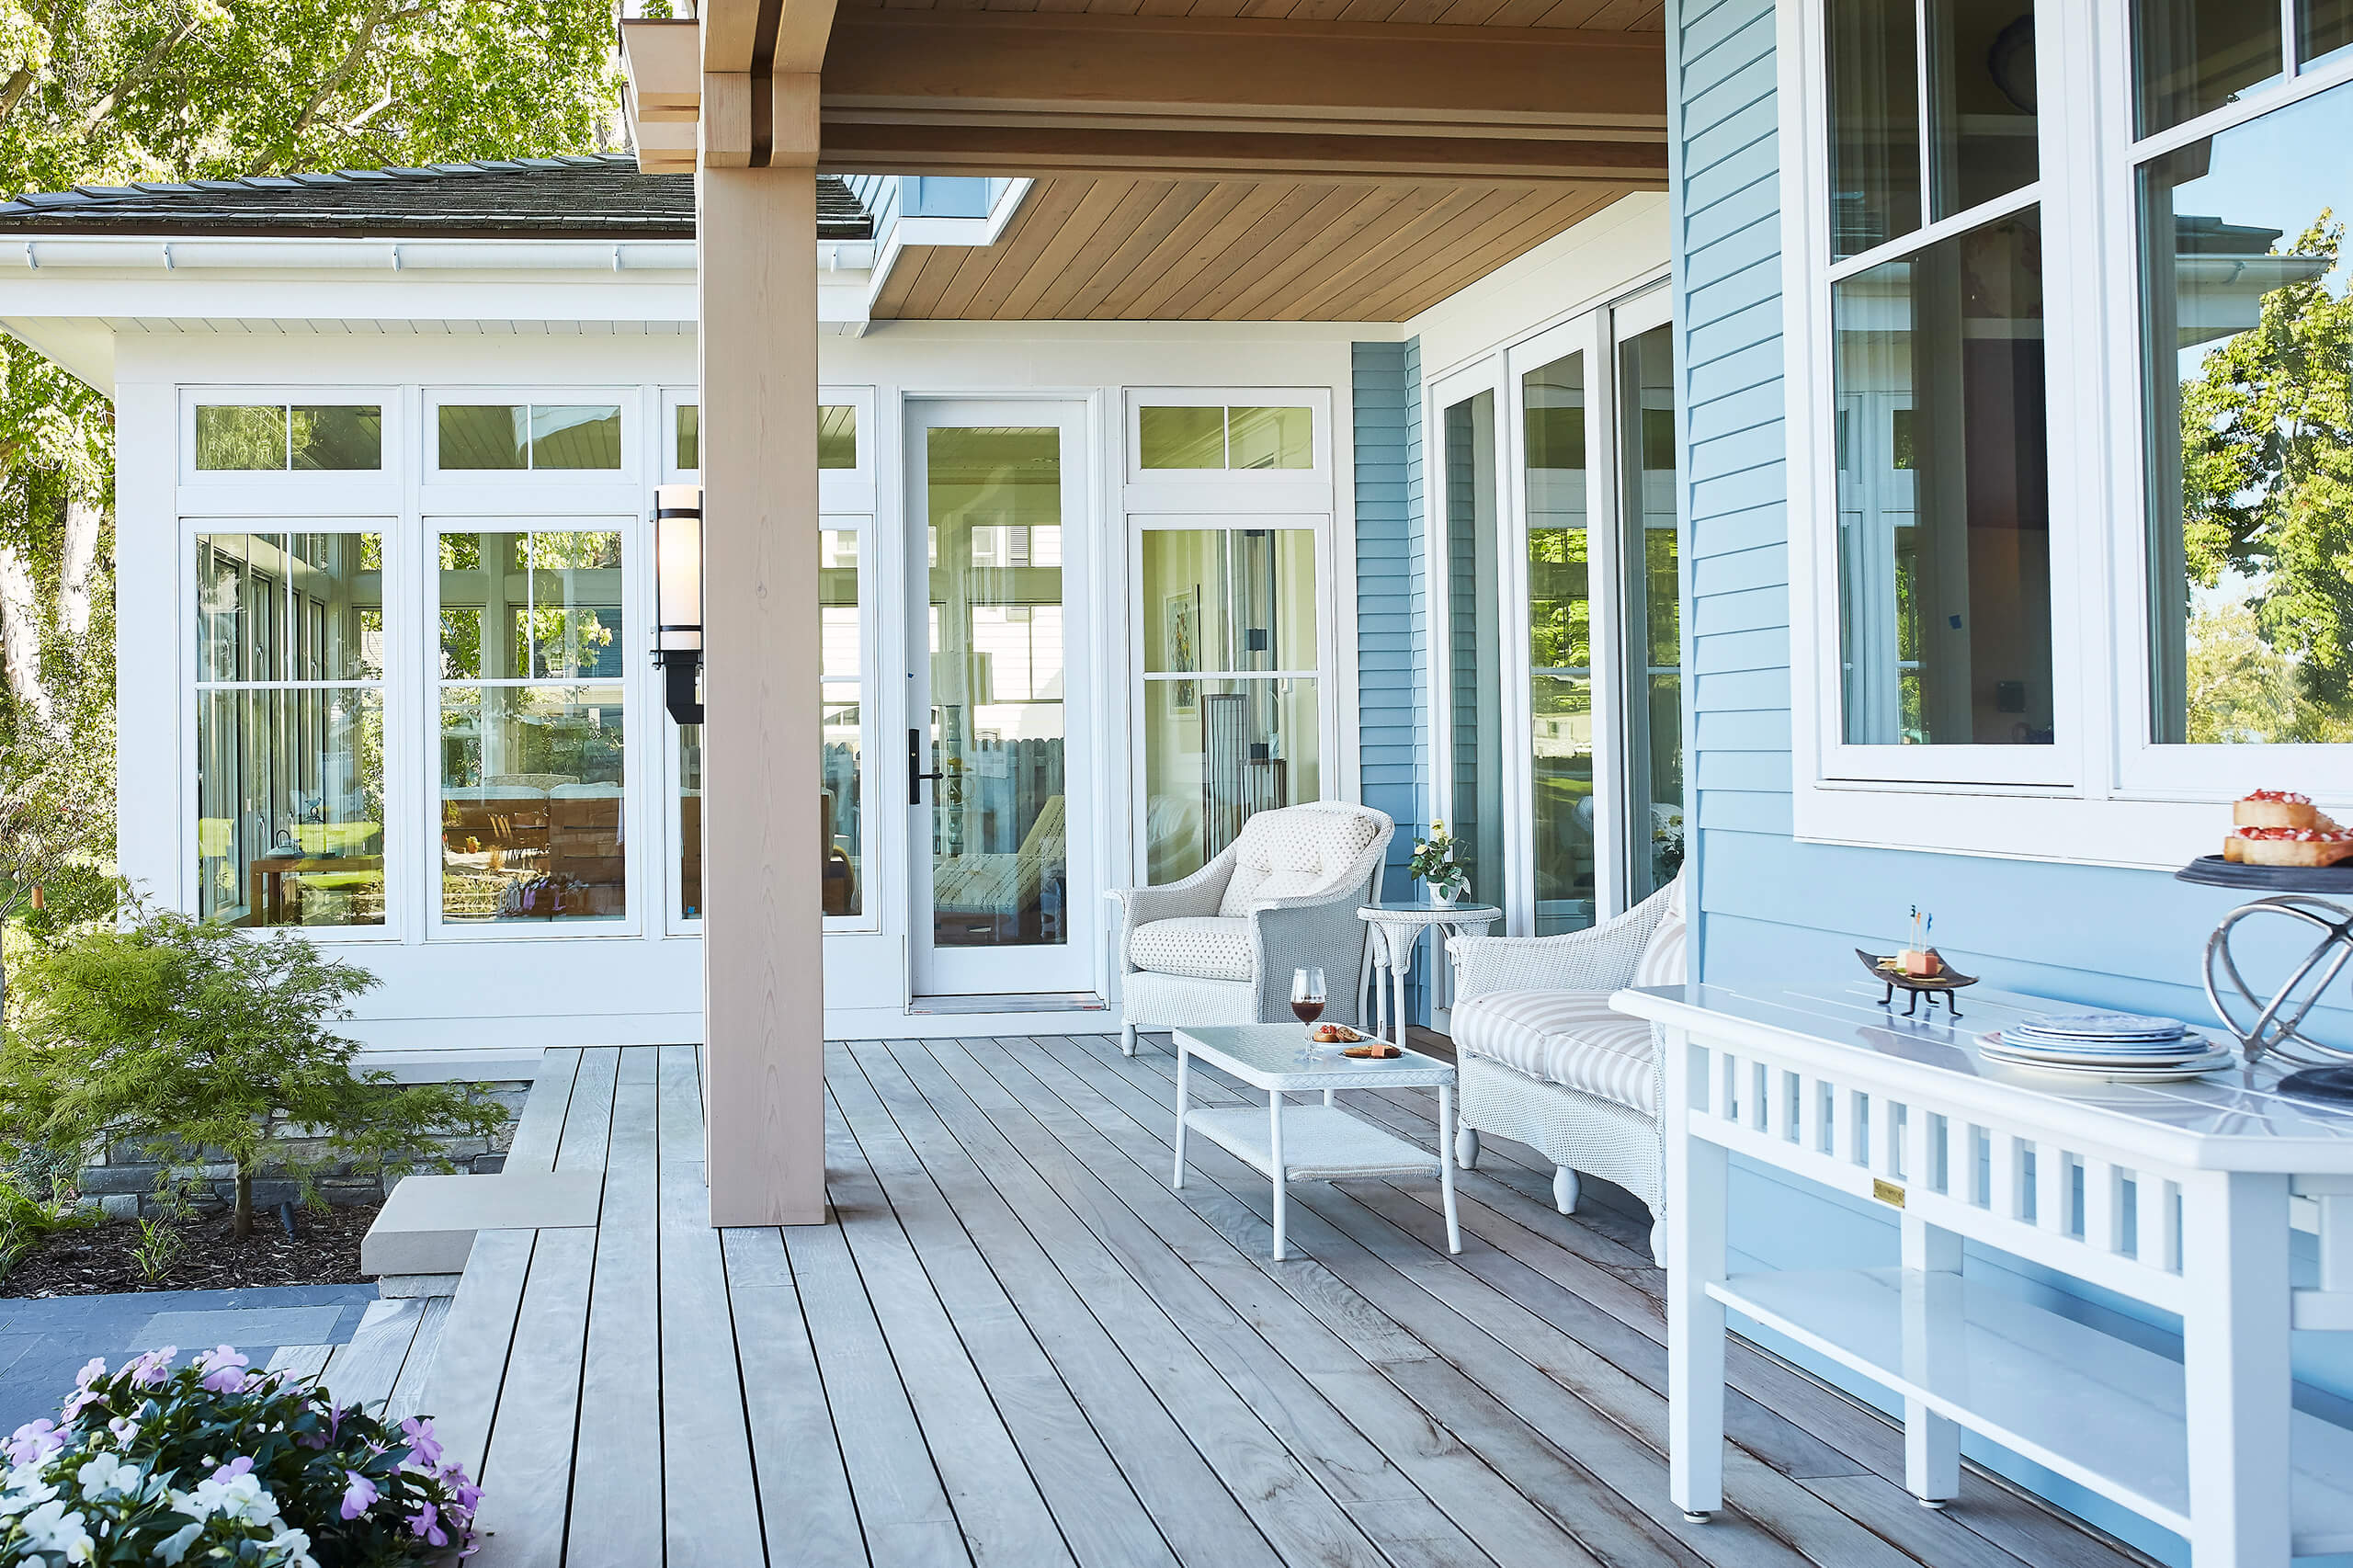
[0,235,876,274]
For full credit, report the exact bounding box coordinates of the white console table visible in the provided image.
[1612,982,2353,1568]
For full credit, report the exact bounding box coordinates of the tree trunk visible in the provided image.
[58,497,98,642]
[0,543,50,722]
[233,1165,253,1241]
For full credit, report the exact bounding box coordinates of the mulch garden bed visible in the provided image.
[0,1204,379,1299]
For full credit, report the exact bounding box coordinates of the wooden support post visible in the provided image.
[2178,1171,2292,1565]
[699,74,826,1228]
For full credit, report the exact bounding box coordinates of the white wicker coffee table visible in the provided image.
[1172,1023,1460,1260]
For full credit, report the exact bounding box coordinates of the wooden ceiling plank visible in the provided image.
[935,178,1089,317]
[1341,183,1586,318]
[1351,184,1616,318]
[891,244,972,320]
[1181,182,1384,318]
[1424,0,1515,22]
[1151,181,1355,318]
[1183,0,1258,16]
[1580,0,1665,25]
[992,178,1139,317]
[1006,178,1167,316]
[1087,182,1257,316]
[1279,184,1496,318]
[1059,182,1222,316]
[1118,180,1299,316]
[1212,182,1421,318]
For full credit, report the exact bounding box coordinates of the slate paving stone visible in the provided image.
[0,1284,377,1432]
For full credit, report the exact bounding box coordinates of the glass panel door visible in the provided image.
[1618,314,1684,901]
[1521,347,1598,935]
[908,403,1093,996]
[1441,387,1505,914]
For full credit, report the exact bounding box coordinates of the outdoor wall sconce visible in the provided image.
[653,483,704,725]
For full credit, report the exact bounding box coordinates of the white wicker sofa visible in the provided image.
[1110,802,1394,1056]
[1447,875,1686,1265]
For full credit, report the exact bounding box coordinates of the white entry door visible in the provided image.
[906,400,1096,997]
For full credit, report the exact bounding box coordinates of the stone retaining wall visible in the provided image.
[74,1084,529,1220]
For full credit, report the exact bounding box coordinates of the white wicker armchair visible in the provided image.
[1109,802,1394,1056]
[1447,875,1686,1264]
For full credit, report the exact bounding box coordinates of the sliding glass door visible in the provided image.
[1435,285,1681,937]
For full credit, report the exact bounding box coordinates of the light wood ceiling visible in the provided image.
[870,176,1638,322]
[833,0,1660,29]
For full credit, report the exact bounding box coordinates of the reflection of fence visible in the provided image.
[1201,691,1287,861]
[953,736,1063,855]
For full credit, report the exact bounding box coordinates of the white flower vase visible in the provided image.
[1430,881,1460,908]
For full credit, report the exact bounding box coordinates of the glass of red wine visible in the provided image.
[1289,960,1326,1021]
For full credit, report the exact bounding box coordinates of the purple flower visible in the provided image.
[210,1455,254,1483]
[339,1471,380,1521]
[4,1419,63,1467]
[72,1359,105,1390]
[400,1416,444,1471]
[58,1388,101,1423]
[126,1348,175,1388]
[451,1480,483,1512]
[407,1501,448,1547]
[194,1346,248,1393]
[106,1417,139,1446]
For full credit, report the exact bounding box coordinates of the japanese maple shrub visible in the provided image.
[0,904,506,1238]
[0,1344,479,1564]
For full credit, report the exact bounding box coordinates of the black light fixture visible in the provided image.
[653,483,704,725]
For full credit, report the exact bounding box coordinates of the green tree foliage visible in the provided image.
[0,0,623,761]
[2177,214,2353,735]
[0,903,507,1238]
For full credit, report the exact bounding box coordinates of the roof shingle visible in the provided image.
[0,153,871,241]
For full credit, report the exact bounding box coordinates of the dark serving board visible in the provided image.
[2175,856,2353,894]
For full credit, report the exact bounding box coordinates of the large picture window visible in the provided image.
[435,526,627,924]
[193,531,387,928]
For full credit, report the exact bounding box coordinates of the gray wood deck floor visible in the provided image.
[426,1038,2154,1568]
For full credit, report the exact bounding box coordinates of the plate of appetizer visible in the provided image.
[2177,790,2353,890]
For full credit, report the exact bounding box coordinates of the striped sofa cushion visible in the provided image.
[1451,990,1657,1114]
[1631,877,1688,988]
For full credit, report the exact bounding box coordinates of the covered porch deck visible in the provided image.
[426,1040,2151,1568]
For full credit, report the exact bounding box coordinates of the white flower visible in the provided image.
[74,1454,138,1502]
[17,1497,94,1562]
[179,1471,281,1529]
[0,1476,56,1518]
[265,1526,318,1568]
[154,1520,204,1565]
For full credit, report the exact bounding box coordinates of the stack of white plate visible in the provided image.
[1976,1011,2234,1082]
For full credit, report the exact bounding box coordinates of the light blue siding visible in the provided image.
[1668,2,2349,1558]
[1354,339,1431,1020]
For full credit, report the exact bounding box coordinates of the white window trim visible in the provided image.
[1769,0,2347,869]
[181,518,409,943]
[662,383,880,515]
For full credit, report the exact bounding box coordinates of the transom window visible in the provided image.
[437,403,622,472]
[1137,404,1313,471]
[194,403,381,472]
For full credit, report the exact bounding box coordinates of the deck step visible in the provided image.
[362,1172,602,1276]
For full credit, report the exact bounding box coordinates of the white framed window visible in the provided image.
[427,517,638,937]
[662,385,877,510]
[187,525,400,937]
[181,393,389,483]
[1775,0,2353,863]
[426,392,631,478]
[1131,516,1336,884]
[1122,390,1335,517]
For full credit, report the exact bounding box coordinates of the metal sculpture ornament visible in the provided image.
[2200,893,2353,1067]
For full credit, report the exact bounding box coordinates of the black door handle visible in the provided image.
[909,728,945,805]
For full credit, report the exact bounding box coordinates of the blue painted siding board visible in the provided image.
[1692,666,1792,712]
[1353,339,1429,1019]
[1690,543,1787,597]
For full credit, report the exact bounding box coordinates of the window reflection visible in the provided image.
[1620,324,1684,898]
[193,533,386,927]
[1835,210,2052,746]
[1523,352,1596,934]
[2142,80,2353,743]
[2134,0,2281,137]
[1141,528,1321,882]
[437,528,627,921]
[1445,391,1504,914]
